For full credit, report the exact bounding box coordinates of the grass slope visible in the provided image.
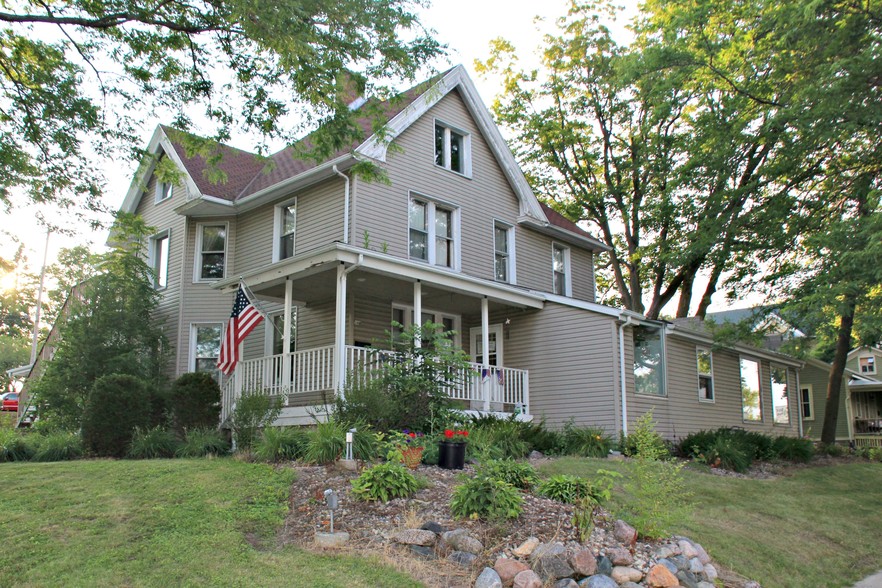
[541,458,882,588]
[0,459,419,588]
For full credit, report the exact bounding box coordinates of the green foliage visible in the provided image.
[229,392,282,450]
[701,437,753,473]
[169,372,222,433]
[303,419,377,465]
[350,463,421,502]
[32,214,168,431]
[818,443,846,457]
[129,426,179,459]
[467,424,530,461]
[772,436,815,463]
[624,457,691,539]
[254,427,308,462]
[450,475,523,520]
[680,428,811,471]
[81,374,152,458]
[557,421,612,458]
[622,411,669,460]
[334,322,473,432]
[31,432,83,462]
[478,459,539,490]
[0,429,36,462]
[571,469,620,542]
[176,428,230,458]
[537,474,592,504]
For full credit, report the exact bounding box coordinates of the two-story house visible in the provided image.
[114,65,804,440]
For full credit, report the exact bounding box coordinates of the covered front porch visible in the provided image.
[850,381,882,448]
[217,244,542,426]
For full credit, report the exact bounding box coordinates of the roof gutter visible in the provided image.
[517,216,610,253]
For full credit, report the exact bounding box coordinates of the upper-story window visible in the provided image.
[494,222,514,283]
[697,347,714,402]
[408,196,458,269]
[634,324,666,397]
[771,365,790,424]
[154,154,173,203]
[149,231,170,289]
[859,356,876,374]
[740,357,763,421]
[434,121,471,176]
[196,223,227,281]
[273,200,297,262]
[552,243,571,296]
[191,323,222,381]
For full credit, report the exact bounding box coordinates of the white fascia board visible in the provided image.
[542,293,623,318]
[213,243,342,293]
[6,363,33,377]
[666,325,803,368]
[355,65,547,222]
[232,155,356,212]
[518,215,610,253]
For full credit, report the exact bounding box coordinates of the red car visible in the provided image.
[1,392,18,412]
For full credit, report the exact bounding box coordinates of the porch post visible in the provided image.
[413,280,422,348]
[334,263,347,396]
[282,279,293,402]
[481,296,490,412]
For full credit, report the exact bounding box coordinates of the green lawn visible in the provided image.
[540,457,882,588]
[0,459,419,588]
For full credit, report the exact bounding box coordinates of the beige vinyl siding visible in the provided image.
[570,248,595,302]
[354,90,595,299]
[353,296,395,347]
[627,331,800,440]
[296,299,337,349]
[800,363,850,440]
[847,348,882,380]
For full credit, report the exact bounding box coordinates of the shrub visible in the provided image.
[351,463,422,502]
[744,431,776,461]
[680,427,780,469]
[818,442,846,457]
[129,426,179,459]
[867,448,882,463]
[622,411,669,460]
[0,429,36,462]
[254,427,308,462]
[176,428,230,457]
[557,421,612,458]
[303,419,377,465]
[479,459,539,489]
[467,424,530,461]
[772,436,814,463]
[229,392,282,450]
[450,475,523,520]
[572,469,621,542]
[82,374,152,457]
[168,372,221,432]
[31,432,83,462]
[537,474,592,503]
[701,436,752,473]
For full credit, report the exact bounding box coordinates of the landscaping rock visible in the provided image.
[314,531,350,548]
[577,575,617,588]
[512,537,540,558]
[554,580,578,588]
[569,548,597,577]
[409,545,436,559]
[678,539,699,560]
[595,555,613,576]
[448,551,478,567]
[611,566,643,584]
[703,563,718,582]
[654,545,675,559]
[394,529,436,546]
[688,557,704,575]
[529,450,545,459]
[475,567,503,588]
[657,559,678,574]
[645,564,679,588]
[529,542,566,562]
[676,569,700,588]
[495,558,530,586]
[512,569,543,588]
[533,554,574,581]
[420,521,446,534]
[693,542,711,565]
[607,546,633,566]
[697,583,716,588]
[443,530,483,554]
[668,554,689,570]
[613,520,637,544]
[620,583,642,588]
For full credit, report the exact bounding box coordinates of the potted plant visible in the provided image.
[438,428,469,470]
[386,429,427,469]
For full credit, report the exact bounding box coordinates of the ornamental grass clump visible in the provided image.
[0,428,36,462]
[176,428,230,457]
[450,474,523,520]
[128,426,179,459]
[254,426,308,462]
[31,432,83,462]
[557,420,612,457]
[351,463,422,502]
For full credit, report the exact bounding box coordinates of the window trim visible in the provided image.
[859,355,877,375]
[193,221,229,282]
[407,193,461,270]
[770,363,790,425]
[148,229,171,290]
[493,220,516,285]
[391,303,461,347]
[433,119,472,178]
[697,347,715,403]
[272,197,297,263]
[189,322,223,376]
[800,383,815,421]
[155,179,173,204]
[264,309,297,356]
[739,356,764,422]
[633,324,667,398]
[552,242,571,296]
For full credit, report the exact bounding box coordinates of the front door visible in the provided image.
[470,324,503,367]
[470,324,504,411]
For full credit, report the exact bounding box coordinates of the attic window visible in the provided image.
[434,121,471,176]
[860,356,876,374]
[154,154,173,203]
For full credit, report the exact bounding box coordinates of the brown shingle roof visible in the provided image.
[539,202,598,240]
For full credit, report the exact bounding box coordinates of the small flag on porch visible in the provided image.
[217,285,264,375]
[496,368,504,386]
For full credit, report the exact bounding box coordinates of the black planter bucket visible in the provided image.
[438,441,466,470]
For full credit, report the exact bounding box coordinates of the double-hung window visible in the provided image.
[494,222,514,283]
[434,122,470,176]
[634,324,666,397]
[408,196,457,269]
[771,365,790,424]
[274,201,297,262]
[740,357,763,421]
[192,324,222,380]
[552,243,570,295]
[859,356,876,374]
[697,348,714,402]
[149,231,170,289]
[800,384,814,421]
[196,224,226,280]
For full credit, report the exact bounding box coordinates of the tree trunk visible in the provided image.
[821,295,856,445]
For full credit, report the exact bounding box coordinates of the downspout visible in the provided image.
[795,367,803,438]
[618,315,634,436]
[333,165,350,244]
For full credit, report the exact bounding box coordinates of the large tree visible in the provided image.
[1,0,442,215]
[0,246,36,392]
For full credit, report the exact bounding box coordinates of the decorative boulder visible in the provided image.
[512,537,540,558]
[569,548,597,577]
[645,564,679,588]
[394,529,437,546]
[512,570,543,588]
[475,567,503,588]
[494,558,531,586]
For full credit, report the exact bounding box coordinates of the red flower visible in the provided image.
[408,432,416,438]
[444,429,454,438]
[460,430,469,437]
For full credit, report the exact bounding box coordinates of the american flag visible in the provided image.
[217,285,264,375]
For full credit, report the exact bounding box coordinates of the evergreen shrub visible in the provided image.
[81,374,152,457]
[169,372,222,432]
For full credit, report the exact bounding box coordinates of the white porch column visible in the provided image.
[481,296,490,412]
[413,280,422,348]
[282,278,293,402]
[334,264,348,396]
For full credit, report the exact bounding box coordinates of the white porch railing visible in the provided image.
[220,344,529,423]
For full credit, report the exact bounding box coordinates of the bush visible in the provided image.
[176,428,230,457]
[772,436,814,463]
[467,424,530,461]
[558,421,612,458]
[169,372,221,432]
[702,436,752,473]
[229,392,282,450]
[129,426,179,459]
[0,429,36,462]
[303,419,378,465]
[679,427,780,470]
[351,463,422,502]
[31,432,83,462]
[537,474,592,503]
[479,459,539,489]
[82,374,152,457]
[818,442,846,457]
[622,411,669,460]
[254,427,308,462]
[450,475,523,520]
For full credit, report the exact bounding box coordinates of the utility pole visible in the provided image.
[30,228,51,364]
